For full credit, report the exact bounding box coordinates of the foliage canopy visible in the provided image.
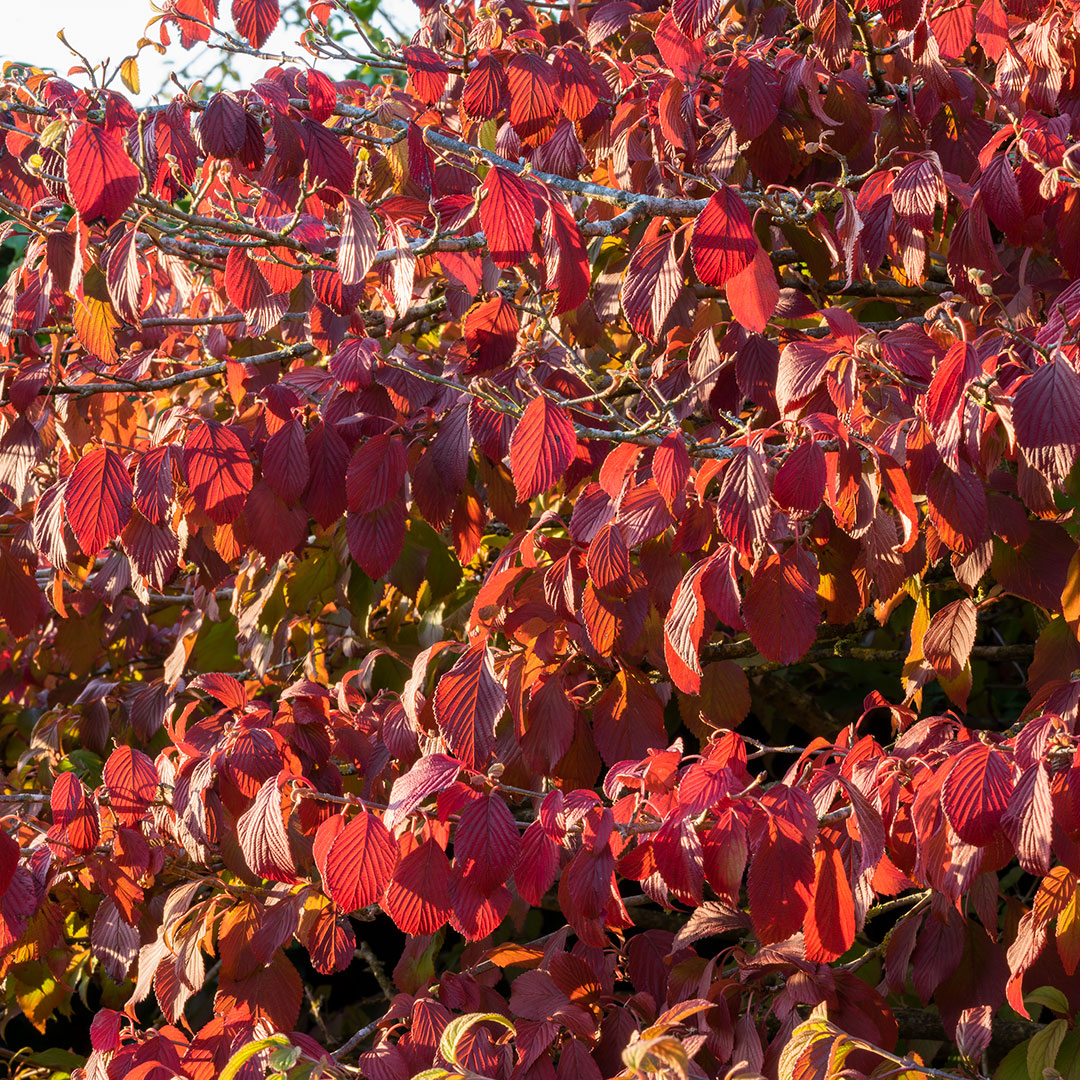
[2,1,1080,1079]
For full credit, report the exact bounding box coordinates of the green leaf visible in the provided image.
[28,1047,85,1078]
[1025,985,1071,1017]
[220,1034,292,1080]
[992,1040,1031,1080]
[438,1013,515,1068]
[1028,1017,1067,1080]
[1058,1030,1080,1080]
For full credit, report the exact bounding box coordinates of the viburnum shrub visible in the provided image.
[5,0,1080,1078]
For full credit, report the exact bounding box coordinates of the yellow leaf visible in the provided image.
[220,1035,292,1080]
[1033,865,1076,925]
[1063,548,1080,639]
[39,118,67,150]
[622,1034,690,1079]
[73,295,121,365]
[120,56,140,95]
[1057,888,1080,975]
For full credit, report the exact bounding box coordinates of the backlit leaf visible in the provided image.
[66,124,140,226]
[65,448,133,556]
[509,395,577,502]
[323,810,396,911]
[434,645,506,769]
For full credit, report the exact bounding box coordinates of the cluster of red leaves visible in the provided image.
[3,0,1080,1076]
[11,673,1080,1079]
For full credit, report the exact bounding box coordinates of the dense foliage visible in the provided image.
[4,0,1080,1077]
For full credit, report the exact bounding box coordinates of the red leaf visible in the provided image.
[300,118,355,191]
[975,0,1009,59]
[804,830,856,962]
[621,228,682,343]
[716,443,770,558]
[664,559,709,693]
[1012,359,1080,487]
[385,754,463,830]
[51,772,99,854]
[703,809,748,904]
[105,226,143,324]
[346,433,407,513]
[236,775,297,882]
[453,794,522,895]
[480,166,536,269]
[385,838,453,934]
[303,68,338,122]
[103,747,158,826]
[652,432,690,507]
[329,337,378,391]
[979,153,1022,244]
[66,124,140,226]
[509,395,577,502]
[742,551,820,665]
[923,598,977,681]
[592,667,667,765]
[678,761,737,816]
[515,821,561,905]
[225,246,272,318]
[926,462,988,555]
[303,421,349,528]
[232,0,279,48]
[671,0,726,38]
[814,0,853,70]
[726,244,778,333]
[323,809,397,911]
[433,644,506,769]
[403,45,450,105]
[464,295,519,373]
[942,743,1013,846]
[345,497,406,579]
[552,46,605,120]
[773,440,826,516]
[65,448,133,556]
[690,186,757,287]
[0,547,43,637]
[777,340,831,417]
[462,53,507,119]
[510,969,572,1021]
[0,830,18,897]
[134,445,178,525]
[542,195,590,315]
[244,482,307,563]
[721,55,780,141]
[655,12,706,83]
[893,156,946,233]
[194,91,247,159]
[506,53,560,145]
[189,671,247,710]
[587,522,631,593]
[337,195,378,286]
[306,900,355,975]
[262,418,310,505]
[747,808,814,944]
[1002,763,1053,875]
[450,876,512,940]
[652,812,704,905]
[121,518,169,589]
[522,672,576,773]
[184,420,253,525]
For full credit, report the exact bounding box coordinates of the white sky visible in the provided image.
[5,1,416,103]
